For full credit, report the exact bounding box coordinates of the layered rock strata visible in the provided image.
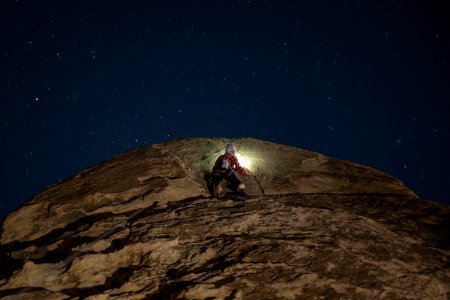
[0,138,448,299]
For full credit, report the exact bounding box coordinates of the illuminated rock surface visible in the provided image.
[0,138,449,299]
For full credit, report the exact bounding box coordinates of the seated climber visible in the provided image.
[211,143,252,198]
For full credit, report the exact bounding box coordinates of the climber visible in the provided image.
[211,143,252,198]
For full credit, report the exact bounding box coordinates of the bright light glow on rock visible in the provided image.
[236,153,251,169]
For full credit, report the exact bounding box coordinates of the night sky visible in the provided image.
[1,0,449,222]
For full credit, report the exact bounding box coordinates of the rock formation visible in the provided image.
[0,138,449,299]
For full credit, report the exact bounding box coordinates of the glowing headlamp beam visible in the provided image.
[236,153,251,169]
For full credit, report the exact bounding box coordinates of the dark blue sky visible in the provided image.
[1,0,449,221]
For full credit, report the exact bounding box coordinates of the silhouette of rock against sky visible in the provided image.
[0,138,449,299]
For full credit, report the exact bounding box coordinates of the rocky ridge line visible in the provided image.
[0,138,448,299]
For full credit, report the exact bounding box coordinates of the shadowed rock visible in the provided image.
[0,138,448,299]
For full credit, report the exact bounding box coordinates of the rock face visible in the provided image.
[0,138,449,299]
